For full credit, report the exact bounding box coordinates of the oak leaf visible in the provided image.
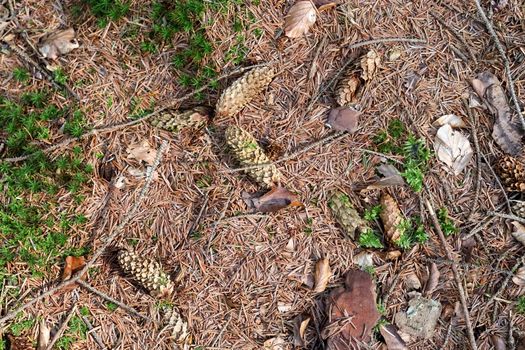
[434,124,473,175]
[284,1,317,38]
[38,28,79,60]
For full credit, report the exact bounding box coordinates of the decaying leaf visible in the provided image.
[244,186,302,213]
[380,193,404,243]
[126,140,156,166]
[326,107,361,132]
[263,337,286,350]
[324,270,381,349]
[62,255,86,280]
[38,28,79,60]
[424,262,440,296]
[405,272,421,291]
[284,1,317,38]
[511,221,525,247]
[292,314,311,347]
[380,324,408,350]
[314,257,331,293]
[366,164,405,190]
[432,114,467,129]
[434,124,473,175]
[512,266,525,287]
[471,72,523,155]
[361,50,381,81]
[37,319,50,350]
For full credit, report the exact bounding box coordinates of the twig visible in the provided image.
[0,63,266,164]
[464,100,482,221]
[509,311,516,350]
[45,302,78,350]
[207,187,233,251]
[473,0,524,130]
[188,193,209,238]
[0,141,167,326]
[488,211,525,224]
[308,37,327,80]
[77,280,149,321]
[382,273,401,306]
[430,11,477,63]
[79,313,107,350]
[425,197,478,350]
[440,321,454,350]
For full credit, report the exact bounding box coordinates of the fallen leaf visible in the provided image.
[395,295,442,339]
[37,319,50,350]
[387,47,402,61]
[324,270,381,349]
[366,164,405,189]
[512,266,525,286]
[38,28,79,60]
[314,257,331,293]
[434,124,473,175]
[405,272,421,291]
[126,140,156,166]
[244,186,302,213]
[361,50,381,81]
[315,0,337,12]
[292,314,310,347]
[284,1,317,38]
[461,236,477,263]
[489,334,507,350]
[62,255,86,281]
[511,222,525,247]
[432,114,467,129]
[471,72,523,155]
[326,107,361,132]
[263,337,286,350]
[380,324,408,350]
[380,193,404,244]
[424,262,440,296]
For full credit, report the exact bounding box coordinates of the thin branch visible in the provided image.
[0,141,167,326]
[79,313,107,350]
[425,197,478,350]
[464,100,482,221]
[45,302,78,350]
[473,0,524,130]
[488,211,525,224]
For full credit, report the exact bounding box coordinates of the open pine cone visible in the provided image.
[335,71,362,106]
[329,191,368,239]
[216,66,275,117]
[161,305,190,345]
[117,249,174,297]
[379,193,403,243]
[150,106,210,133]
[497,156,525,192]
[225,125,281,188]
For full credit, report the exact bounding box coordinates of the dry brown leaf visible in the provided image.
[366,164,405,189]
[292,314,311,347]
[435,124,473,175]
[380,324,408,350]
[62,255,86,281]
[263,337,286,350]
[405,272,421,291]
[489,335,507,350]
[512,266,525,286]
[432,114,467,129]
[37,319,50,350]
[327,107,361,132]
[38,28,79,60]
[314,257,331,292]
[511,221,525,247]
[361,50,381,81]
[244,186,302,213]
[284,1,317,38]
[315,0,337,12]
[126,140,156,166]
[471,72,523,155]
[424,262,440,296]
[379,193,403,244]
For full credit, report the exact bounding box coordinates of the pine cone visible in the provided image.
[361,50,381,81]
[162,305,190,345]
[216,66,275,117]
[497,156,525,192]
[335,71,362,106]
[150,106,210,133]
[379,193,403,243]
[513,201,525,218]
[225,125,281,188]
[117,249,173,297]
[329,191,368,239]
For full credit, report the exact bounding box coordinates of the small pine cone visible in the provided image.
[361,50,381,81]
[216,66,276,117]
[497,156,525,192]
[226,125,281,188]
[117,249,174,297]
[162,306,190,345]
[150,106,209,133]
[513,201,525,218]
[379,193,403,243]
[335,71,362,106]
[329,191,368,239]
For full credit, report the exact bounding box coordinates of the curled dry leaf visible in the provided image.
[126,140,156,166]
[432,114,467,129]
[244,186,302,213]
[424,262,440,296]
[327,107,361,132]
[511,221,525,247]
[38,28,79,60]
[37,319,50,350]
[62,255,86,280]
[380,324,408,350]
[284,1,317,38]
[314,257,331,292]
[434,124,473,175]
[471,72,523,155]
[361,50,381,81]
[366,164,405,190]
[512,266,525,287]
[292,314,311,347]
[313,0,338,11]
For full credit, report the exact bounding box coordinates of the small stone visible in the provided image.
[395,295,442,339]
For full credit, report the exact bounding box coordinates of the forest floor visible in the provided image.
[1,0,525,349]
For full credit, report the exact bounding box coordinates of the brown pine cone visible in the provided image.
[150,106,210,133]
[117,249,173,297]
[225,125,282,188]
[335,71,362,106]
[497,156,525,192]
[513,201,525,218]
[329,191,368,239]
[161,305,190,345]
[216,66,275,117]
[379,193,403,243]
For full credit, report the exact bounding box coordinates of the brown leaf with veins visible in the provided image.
[62,255,86,281]
[284,1,317,38]
[292,314,311,347]
[127,140,156,166]
[380,324,408,350]
[314,257,331,293]
[38,28,79,60]
[327,107,361,132]
[243,186,302,213]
